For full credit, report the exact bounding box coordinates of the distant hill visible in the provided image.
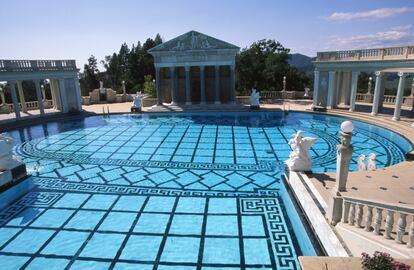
[288,53,315,76]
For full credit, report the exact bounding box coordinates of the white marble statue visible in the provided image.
[357,154,366,171]
[250,88,260,109]
[367,153,377,171]
[0,134,22,171]
[99,81,105,93]
[285,130,318,171]
[131,91,142,112]
[304,87,310,97]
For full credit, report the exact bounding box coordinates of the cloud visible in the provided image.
[326,7,414,22]
[324,26,414,50]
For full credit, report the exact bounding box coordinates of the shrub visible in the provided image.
[361,252,411,270]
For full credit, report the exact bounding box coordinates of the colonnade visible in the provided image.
[6,77,81,119]
[155,64,236,105]
[313,69,413,121]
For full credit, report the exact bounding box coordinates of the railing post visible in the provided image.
[365,206,373,232]
[408,217,414,248]
[349,203,356,225]
[374,208,383,235]
[384,210,395,239]
[396,213,407,244]
[356,204,364,227]
[342,201,350,223]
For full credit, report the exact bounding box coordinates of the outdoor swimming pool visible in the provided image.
[0,112,411,270]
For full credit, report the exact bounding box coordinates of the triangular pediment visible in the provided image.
[148,31,240,53]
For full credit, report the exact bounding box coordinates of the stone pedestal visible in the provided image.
[327,192,343,225]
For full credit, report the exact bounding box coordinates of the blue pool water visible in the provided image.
[0,112,411,270]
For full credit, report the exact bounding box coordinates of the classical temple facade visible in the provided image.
[148,31,240,105]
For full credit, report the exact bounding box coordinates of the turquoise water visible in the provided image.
[0,112,411,270]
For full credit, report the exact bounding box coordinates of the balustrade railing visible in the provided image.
[316,46,414,62]
[355,93,414,107]
[342,197,414,247]
[0,60,77,72]
[5,100,53,112]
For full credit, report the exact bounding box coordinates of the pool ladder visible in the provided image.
[102,106,110,118]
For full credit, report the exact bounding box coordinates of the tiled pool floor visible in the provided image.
[0,112,410,269]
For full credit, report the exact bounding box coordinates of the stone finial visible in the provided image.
[367,153,377,171]
[282,76,287,91]
[357,154,366,171]
[285,130,318,171]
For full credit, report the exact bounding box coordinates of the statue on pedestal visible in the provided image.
[285,130,318,171]
[0,134,23,171]
[367,153,377,171]
[131,91,143,113]
[357,154,366,171]
[304,87,310,98]
[249,88,260,110]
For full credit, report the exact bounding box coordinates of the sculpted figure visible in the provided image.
[0,134,22,171]
[367,153,377,171]
[357,154,366,171]
[250,88,260,109]
[131,91,142,113]
[285,130,318,171]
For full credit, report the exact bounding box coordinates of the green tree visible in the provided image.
[236,39,310,94]
[143,75,156,97]
[80,55,100,95]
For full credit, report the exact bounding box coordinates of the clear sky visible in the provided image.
[1,0,414,69]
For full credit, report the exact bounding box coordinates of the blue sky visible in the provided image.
[1,0,414,69]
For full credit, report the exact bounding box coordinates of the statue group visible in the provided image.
[357,153,377,171]
[285,130,318,172]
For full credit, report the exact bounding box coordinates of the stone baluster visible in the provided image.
[365,206,373,232]
[396,213,407,244]
[384,210,395,239]
[374,208,383,235]
[342,201,350,223]
[407,217,414,248]
[349,203,356,225]
[356,204,364,227]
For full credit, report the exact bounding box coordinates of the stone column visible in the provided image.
[9,80,21,118]
[230,65,236,103]
[410,79,414,111]
[49,80,57,109]
[371,71,382,116]
[0,85,5,105]
[327,71,336,109]
[34,79,45,115]
[312,70,320,107]
[214,65,220,104]
[200,66,206,104]
[155,66,161,105]
[349,71,360,112]
[58,78,68,113]
[392,72,407,121]
[16,81,27,113]
[170,67,177,104]
[74,77,82,111]
[185,66,192,105]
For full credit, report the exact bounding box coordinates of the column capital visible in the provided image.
[314,70,319,75]
[185,66,191,72]
[328,71,336,76]
[397,71,406,77]
[169,66,175,71]
[230,65,235,71]
[199,65,205,71]
[351,71,360,76]
[8,80,16,85]
[375,71,381,77]
[214,65,220,69]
